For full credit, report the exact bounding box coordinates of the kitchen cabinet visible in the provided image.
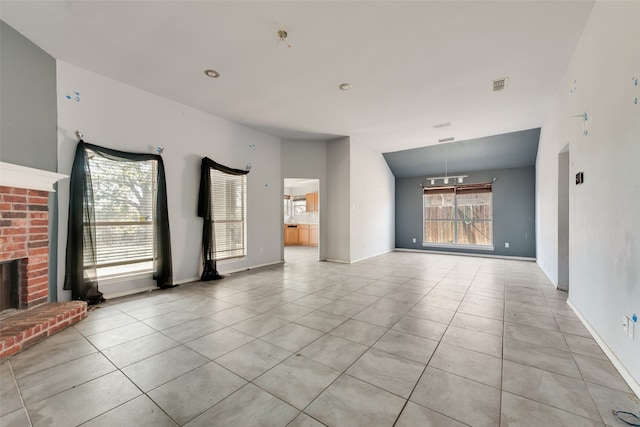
[310,224,318,246]
[306,192,318,212]
[298,224,310,245]
[284,225,299,245]
[284,223,318,246]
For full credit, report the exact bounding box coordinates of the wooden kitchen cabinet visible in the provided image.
[309,224,318,246]
[284,224,318,246]
[298,224,310,245]
[284,225,299,245]
[306,192,318,212]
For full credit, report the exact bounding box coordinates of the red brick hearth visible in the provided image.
[0,164,85,361]
[0,301,87,359]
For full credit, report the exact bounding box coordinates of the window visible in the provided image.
[292,196,307,216]
[210,168,246,259]
[87,149,157,277]
[423,183,493,248]
[284,195,291,218]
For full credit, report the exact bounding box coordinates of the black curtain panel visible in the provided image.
[63,141,173,303]
[197,157,249,281]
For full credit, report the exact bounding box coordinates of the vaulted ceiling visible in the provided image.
[0,1,594,154]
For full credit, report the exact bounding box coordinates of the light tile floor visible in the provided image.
[1,247,639,426]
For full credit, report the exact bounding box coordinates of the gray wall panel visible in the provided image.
[395,166,536,258]
[1,20,58,300]
[1,20,57,171]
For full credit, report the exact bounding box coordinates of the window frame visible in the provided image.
[85,149,158,278]
[210,168,247,261]
[422,183,494,250]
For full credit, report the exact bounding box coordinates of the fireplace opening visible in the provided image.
[0,260,19,312]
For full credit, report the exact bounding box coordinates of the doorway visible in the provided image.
[283,178,320,261]
[557,148,570,291]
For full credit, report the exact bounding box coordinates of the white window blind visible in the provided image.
[86,149,156,276]
[210,168,246,260]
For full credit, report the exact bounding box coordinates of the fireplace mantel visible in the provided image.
[0,162,68,192]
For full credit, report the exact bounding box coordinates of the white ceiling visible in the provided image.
[0,1,594,153]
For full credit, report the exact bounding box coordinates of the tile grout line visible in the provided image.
[8,359,33,427]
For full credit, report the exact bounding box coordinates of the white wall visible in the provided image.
[56,62,282,299]
[326,137,351,263]
[349,138,395,262]
[281,139,327,259]
[536,1,640,391]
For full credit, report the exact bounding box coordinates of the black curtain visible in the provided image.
[197,157,249,281]
[64,141,173,303]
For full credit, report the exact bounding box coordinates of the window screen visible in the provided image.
[210,168,246,259]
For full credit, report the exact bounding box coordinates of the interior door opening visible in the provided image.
[283,178,320,262]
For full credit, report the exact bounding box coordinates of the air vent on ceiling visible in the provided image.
[438,137,455,143]
[492,77,508,92]
[433,122,451,129]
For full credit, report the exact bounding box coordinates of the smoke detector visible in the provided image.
[492,77,508,92]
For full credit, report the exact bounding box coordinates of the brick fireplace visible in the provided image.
[0,162,87,359]
[0,186,51,309]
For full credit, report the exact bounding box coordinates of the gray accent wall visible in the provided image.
[395,166,536,258]
[384,129,540,179]
[1,20,57,171]
[1,21,59,301]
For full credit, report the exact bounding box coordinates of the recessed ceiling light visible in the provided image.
[339,83,352,91]
[204,69,220,78]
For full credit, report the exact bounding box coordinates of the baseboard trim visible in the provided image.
[223,260,284,275]
[394,247,536,262]
[567,299,640,398]
[175,276,200,285]
[102,285,158,300]
[350,249,395,264]
[537,262,559,289]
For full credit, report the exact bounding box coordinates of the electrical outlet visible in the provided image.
[412,238,416,243]
[623,315,629,334]
[505,242,510,248]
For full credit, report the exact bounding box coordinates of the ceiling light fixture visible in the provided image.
[204,69,220,78]
[339,83,352,91]
[425,142,467,186]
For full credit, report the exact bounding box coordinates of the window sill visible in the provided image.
[97,268,153,285]
[218,256,248,265]
[422,243,495,251]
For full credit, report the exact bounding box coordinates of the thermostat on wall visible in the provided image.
[575,172,584,185]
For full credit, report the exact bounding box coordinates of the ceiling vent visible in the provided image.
[492,77,508,92]
[433,122,451,129]
[438,137,455,143]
